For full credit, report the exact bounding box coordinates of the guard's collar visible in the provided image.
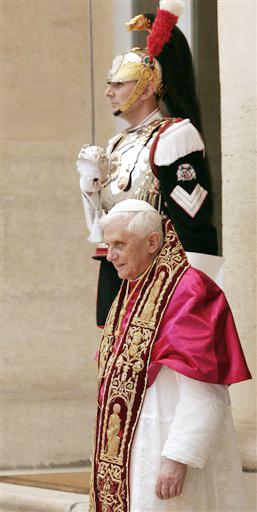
[126,108,162,133]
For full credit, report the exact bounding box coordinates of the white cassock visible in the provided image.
[130,366,244,512]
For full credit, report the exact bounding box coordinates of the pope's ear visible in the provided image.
[148,232,161,254]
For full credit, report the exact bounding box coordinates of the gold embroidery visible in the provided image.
[140,271,165,322]
[100,325,152,465]
[97,462,123,511]
[114,264,153,339]
[91,219,190,511]
[104,294,119,336]
[128,330,142,357]
[105,403,122,457]
[98,294,121,381]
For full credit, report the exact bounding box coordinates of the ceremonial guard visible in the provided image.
[76,0,220,325]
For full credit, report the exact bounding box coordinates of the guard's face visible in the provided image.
[105,80,137,115]
[104,222,154,281]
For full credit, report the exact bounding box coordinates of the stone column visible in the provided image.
[218,0,256,469]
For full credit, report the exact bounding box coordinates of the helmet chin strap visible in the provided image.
[113,66,154,117]
[113,108,122,117]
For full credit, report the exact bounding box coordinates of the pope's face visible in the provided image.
[105,81,137,116]
[103,222,158,281]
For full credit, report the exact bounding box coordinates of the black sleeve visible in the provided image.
[96,259,122,327]
[157,151,218,255]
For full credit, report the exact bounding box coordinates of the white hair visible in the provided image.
[100,210,164,243]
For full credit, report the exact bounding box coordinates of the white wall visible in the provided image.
[218,0,256,469]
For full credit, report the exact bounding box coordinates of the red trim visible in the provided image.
[92,247,108,261]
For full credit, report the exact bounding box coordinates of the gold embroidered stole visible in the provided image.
[90,220,189,512]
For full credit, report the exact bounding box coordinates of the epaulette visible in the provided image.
[150,119,205,176]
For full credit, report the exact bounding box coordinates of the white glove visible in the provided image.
[77,158,101,194]
[76,145,108,242]
[76,144,110,193]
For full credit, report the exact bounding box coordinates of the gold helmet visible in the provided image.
[107,48,163,116]
[107,1,185,116]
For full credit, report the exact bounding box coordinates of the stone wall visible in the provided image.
[2,0,114,468]
[218,0,256,469]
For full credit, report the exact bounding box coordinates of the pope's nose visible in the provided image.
[106,246,117,262]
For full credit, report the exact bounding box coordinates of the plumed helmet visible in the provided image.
[107,0,201,130]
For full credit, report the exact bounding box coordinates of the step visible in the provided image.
[1,472,256,511]
[1,470,90,495]
[0,483,89,512]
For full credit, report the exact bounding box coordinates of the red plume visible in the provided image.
[147,8,178,61]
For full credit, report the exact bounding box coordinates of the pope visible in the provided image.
[89,199,251,512]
